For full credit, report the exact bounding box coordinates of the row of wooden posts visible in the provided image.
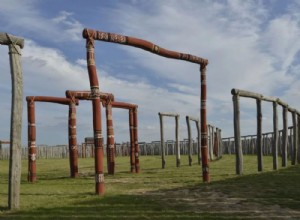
[1,28,210,209]
[232,89,300,174]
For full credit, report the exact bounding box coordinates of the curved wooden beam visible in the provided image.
[82,29,208,65]
[0,33,24,49]
[26,96,79,106]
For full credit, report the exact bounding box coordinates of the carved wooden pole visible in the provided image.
[272,102,278,170]
[83,30,104,195]
[133,107,140,173]
[0,33,24,210]
[186,116,193,166]
[106,102,115,174]
[27,98,36,182]
[129,109,135,172]
[200,64,209,182]
[291,111,298,165]
[256,99,263,172]
[232,94,243,175]
[159,113,165,169]
[282,106,288,167]
[68,100,78,177]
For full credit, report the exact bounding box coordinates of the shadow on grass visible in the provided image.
[1,165,300,219]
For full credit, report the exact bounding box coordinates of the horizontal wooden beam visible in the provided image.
[0,33,24,49]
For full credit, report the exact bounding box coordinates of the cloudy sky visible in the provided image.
[1,0,300,146]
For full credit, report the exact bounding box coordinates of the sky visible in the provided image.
[1,0,300,146]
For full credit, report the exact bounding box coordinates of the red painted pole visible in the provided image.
[129,109,135,172]
[133,107,140,173]
[27,98,36,182]
[68,100,78,177]
[200,64,210,182]
[106,103,115,175]
[84,30,104,195]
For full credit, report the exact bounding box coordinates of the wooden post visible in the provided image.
[200,64,210,182]
[27,99,36,182]
[1,35,25,210]
[291,111,298,165]
[272,102,278,170]
[83,30,104,195]
[282,106,288,167]
[68,101,79,177]
[159,113,165,169]
[175,115,180,167]
[256,99,263,172]
[133,107,140,173]
[106,103,115,174]
[129,109,135,172]
[196,119,201,165]
[233,94,243,175]
[298,115,300,164]
[186,116,193,166]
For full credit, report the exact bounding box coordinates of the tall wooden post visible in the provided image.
[106,103,115,174]
[133,107,140,173]
[159,113,165,169]
[200,64,209,182]
[233,94,243,175]
[129,109,135,172]
[0,33,25,210]
[282,106,288,167]
[196,120,201,165]
[291,111,298,165]
[298,115,300,164]
[272,102,278,170]
[175,115,180,167]
[27,99,36,182]
[256,99,263,172]
[68,101,78,177]
[84,30,104,195]
[186,116,193,166]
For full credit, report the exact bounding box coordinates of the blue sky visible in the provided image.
[1,0,300,146]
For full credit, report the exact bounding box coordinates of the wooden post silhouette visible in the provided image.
[282,106,288,167]
[1,33,24,210]
[291,111,298,165]
[272,102,279,170]
[186,116,200,166]
[256,99,263,172]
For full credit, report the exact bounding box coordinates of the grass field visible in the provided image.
[0,155,300,219]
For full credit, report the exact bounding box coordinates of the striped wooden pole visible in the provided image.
[68,100,78,177]
[133,107,140,173]
[129,109,135,172]
[200,64,210,182]
[106,103,115,174]
[83,30,104,195]
[27,98,36,182]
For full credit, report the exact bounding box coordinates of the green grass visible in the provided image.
[0,155,300,219]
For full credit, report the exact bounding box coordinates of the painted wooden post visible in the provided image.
[68,101,79,177]
[133,107,140,173]
[256,99,263,172]
[83,30,104,195]
[282,106,288,167]
[175,115,180,167]
[186,116,193,166]
[27,98,36,182]
[200,64,210,182]
[232,94,243,175]
[106,103,115,174]
[129,109,135,172]
[159,113,165,169]
[272,102,279,170]
[291,111,298,165]
[0,33,25,210]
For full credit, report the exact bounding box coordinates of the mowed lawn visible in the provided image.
[0,154,300,219]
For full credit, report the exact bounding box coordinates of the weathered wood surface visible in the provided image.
[0,33,24,48]
[8,42,23,210]
[256,99,263,172]
[272,102,278,170]
[282,107,288,167]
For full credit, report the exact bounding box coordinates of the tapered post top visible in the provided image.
[82,28,208,66]
[0,33,24,48]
